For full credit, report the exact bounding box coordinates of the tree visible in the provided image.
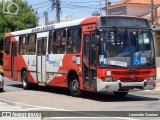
[0,0,38,49]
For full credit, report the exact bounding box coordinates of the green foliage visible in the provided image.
[0,0,38,49]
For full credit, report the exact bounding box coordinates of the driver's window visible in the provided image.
[138,32,150,51]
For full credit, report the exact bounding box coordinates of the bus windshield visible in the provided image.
[98,28,155,68]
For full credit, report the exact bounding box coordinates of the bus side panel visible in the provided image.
[58,54,82,88]
[3,55,11,79]
[17,55,37,83]
[47,54,82,88]
[46,54,66,87]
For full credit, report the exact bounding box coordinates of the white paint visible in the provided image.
[46,54,65,73]
[23,55,37,81]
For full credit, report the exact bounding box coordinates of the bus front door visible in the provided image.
[83,32,97,89]
[37,37,47,83]
[11,41,18,80]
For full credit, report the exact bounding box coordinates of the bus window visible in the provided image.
[26,34,36,55]
[66,27,82,53]
[37,39,42,56]
[4,37,11,55]
[48,31,53,54]
[19,36,26,55]
[52,29,66,54]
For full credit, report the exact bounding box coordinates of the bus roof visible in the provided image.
[4,15,149,37]
[5,18,87,37]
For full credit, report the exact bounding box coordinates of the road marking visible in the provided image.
[0,99,70,111]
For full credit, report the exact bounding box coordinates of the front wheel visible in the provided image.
[22,71,30,90]
[113,91,128,97]
[69,75,81,97]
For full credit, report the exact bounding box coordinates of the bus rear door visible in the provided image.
[11,41,18,80]
[83,32,97,89]
[36,35,47,83]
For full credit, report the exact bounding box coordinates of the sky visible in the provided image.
[26,0,121,26]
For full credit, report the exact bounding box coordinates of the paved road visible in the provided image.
[1,78,160,120]
[3,78,23,92]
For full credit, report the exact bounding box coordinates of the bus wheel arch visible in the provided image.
[67,70,81,97]
[21,68,30,90]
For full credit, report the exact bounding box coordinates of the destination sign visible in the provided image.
[32,25,55,33]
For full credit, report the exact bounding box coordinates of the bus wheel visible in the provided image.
[22,71,30,90]
[0,88,3,92]
[113,91,128,97]
[69,75,81,97]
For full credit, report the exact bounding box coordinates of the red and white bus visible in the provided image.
[3,16,156,97]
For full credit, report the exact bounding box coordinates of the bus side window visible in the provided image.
[53,29,65,54]
[48,31,53,54]
[4,37,11,55]
[52,31,58,53]
[26,34,36,55]
[66,27,82,53]
[66,29,72,53]
[19,36,26,55]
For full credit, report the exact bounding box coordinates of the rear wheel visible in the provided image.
[0,88,3,92]
[22,71,30,90]
[69,74,81,97]
[113,91,128,97]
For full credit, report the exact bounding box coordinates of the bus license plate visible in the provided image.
[146,81,155,85]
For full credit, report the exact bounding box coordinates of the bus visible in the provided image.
[3,15,156,97]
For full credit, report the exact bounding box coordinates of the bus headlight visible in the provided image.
[101,77,117,82]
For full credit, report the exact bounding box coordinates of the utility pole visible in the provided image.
[151,0,154,25]
[56,0,60,23]
[45,11,48,25]
[100,1,102,16]
[155,6,158,25]
[105,0,109,15]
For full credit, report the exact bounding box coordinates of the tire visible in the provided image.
[113,91,128,97]
[22,71,30,90]
[0,88,3,92]
[69,74,81,97]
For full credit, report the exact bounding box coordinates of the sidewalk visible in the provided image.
[154,80,160,91]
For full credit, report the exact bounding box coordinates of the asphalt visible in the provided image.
[154,80,160,91]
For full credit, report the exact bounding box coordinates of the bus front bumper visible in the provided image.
[97,79,156,92]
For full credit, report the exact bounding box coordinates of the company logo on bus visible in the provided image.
[131,75,135,80]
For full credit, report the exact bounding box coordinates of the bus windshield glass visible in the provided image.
[98,28,155,68]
